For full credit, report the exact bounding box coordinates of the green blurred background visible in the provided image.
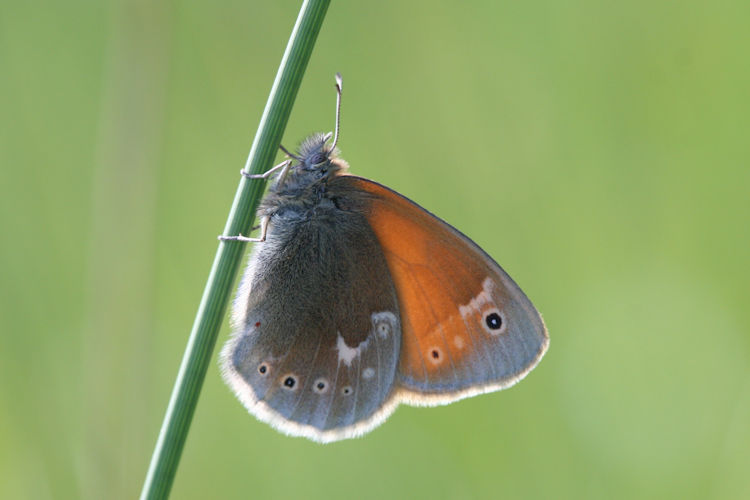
[1,1,748,498]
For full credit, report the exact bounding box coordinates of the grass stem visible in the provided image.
[139,2,331,498]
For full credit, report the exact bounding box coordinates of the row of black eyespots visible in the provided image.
[258,363,355,396]
[255,313,500,390]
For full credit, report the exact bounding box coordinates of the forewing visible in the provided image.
[332,176,549,406]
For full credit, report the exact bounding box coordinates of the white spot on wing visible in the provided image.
[372,311,397,339]
[335,311,398,367]
[363,367,375,379]
[459,277,495,317]
[459,277,506,336]
[336,333,363,367]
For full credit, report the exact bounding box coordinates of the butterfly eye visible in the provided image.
[282,374,298,390]
[310,152,327,166]
[483,310,506,335]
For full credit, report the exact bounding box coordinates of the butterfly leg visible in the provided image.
[218,215,270,243]
[240,159,291,181]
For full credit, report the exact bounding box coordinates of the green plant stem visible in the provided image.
[139,1,330,498]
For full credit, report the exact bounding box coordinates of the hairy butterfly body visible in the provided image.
[220,75,548,443]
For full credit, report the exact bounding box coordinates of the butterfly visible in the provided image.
[219,74,548,443]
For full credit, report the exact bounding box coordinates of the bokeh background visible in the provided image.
[1,1,749,498]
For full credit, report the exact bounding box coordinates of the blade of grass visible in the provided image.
[140,1,331,498]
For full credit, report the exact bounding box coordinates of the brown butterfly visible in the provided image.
[220,74,548,442]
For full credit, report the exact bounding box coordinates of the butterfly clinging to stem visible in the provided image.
[219,74,549,443]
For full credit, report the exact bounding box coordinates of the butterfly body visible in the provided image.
[221,77,548,442]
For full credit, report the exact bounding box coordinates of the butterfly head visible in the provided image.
[269,133,349,195]
[271,73,347,192]
[298,132,347,174]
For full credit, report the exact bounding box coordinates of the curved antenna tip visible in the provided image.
[330,73,343,151]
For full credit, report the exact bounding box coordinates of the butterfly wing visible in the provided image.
[220,208,401,442]
[331,176,549,406]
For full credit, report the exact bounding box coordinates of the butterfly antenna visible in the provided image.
[330,73,343,151]
[279,143,302,161]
